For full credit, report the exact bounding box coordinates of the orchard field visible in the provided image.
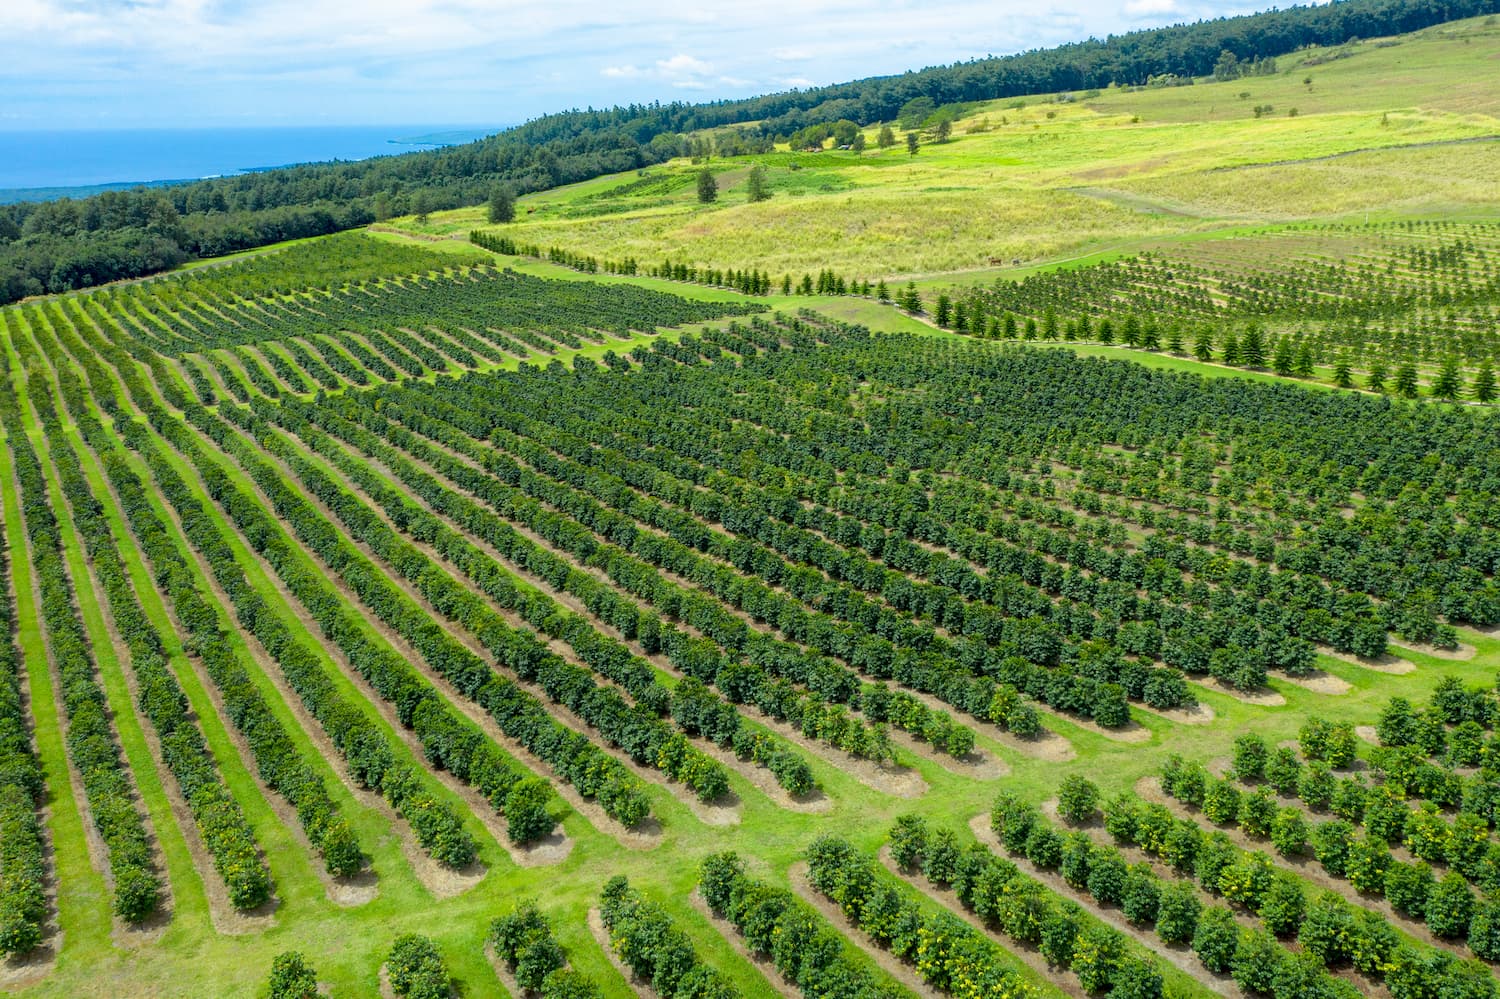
[0,224,1496,998]
[1,12,1500,999]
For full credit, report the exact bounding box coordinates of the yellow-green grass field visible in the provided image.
[398,15,1500,286]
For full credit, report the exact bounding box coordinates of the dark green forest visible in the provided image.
[2,0,1495,304]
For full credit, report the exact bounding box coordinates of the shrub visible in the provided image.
[1058,774,1100,825]
[1238,787,1277,838]
[1192,907,1239,973]
[1384,861,1433,919]
[1155,881,1200,944]
[1106,955,1163,999]
[503,778,556,845]
[1270,808,1309,858]
[1202,779,1241,826]
[1312,820,1354,877]
[1425,873,1475,939]
[267,951,319,999]
[387,934,448,999]
[1299,892,1354,965]
[1467,897,1500,960]
[1121,864,1160,927]
[889,813,928,871]
[1230,928,1281,995]
[1231,733,1269,781]
[1070,923,1123,993]
[1258,873,1307,937]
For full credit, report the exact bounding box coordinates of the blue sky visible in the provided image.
[2,0,1271,130]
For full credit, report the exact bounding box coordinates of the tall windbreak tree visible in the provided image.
[696,168,718,203]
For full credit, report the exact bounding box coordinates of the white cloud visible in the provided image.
[1125,0,1179,15]
[655,53,713,76]
[0,0,1274,129]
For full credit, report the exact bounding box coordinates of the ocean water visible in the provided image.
[0,124,501,199]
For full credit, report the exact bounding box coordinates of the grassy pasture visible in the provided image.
[405,15,1500,287]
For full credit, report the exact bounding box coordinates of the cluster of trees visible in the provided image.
[0,195,371,304]
[599,876,739,998]
[490,901,601,998]
[422,324,1230,722]
[0,327,162,923]
[362,368,985,756]
[961,222,1500,399]
[698,851,909,999]
[28,364,274,910]
[285,393,825,796]
[997,785,1500,999]
[194,398,653,829]
[235,400,733,807]
[387,934,451,999]
[118,260,757,360]
[38,305,490,866]
[319,380,908,771]
[804,834,1086,997]
[372,321,1183,741]
[1158,749,1499,954]
[0,446,48,956]
[891,811,1177,997]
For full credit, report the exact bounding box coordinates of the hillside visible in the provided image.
[432,15,1500,277]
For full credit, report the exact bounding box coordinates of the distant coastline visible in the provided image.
[0,123,505,204]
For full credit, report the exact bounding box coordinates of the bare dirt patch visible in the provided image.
[514,830,573,868]
[1356,725,1381,745]
[1195,679,1286,707]
[1280,670,1351,696]
[1068,715,1152,744]
[1320,648,1414,675]
[1390,640,1476,661]
[1138,701,1216,726]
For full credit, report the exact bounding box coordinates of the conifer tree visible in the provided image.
[1395,362,1420,398]
[696,168,718,203]
[1474,361,1496,403]
[745,165,771,203]
[1432,357,1461,400]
